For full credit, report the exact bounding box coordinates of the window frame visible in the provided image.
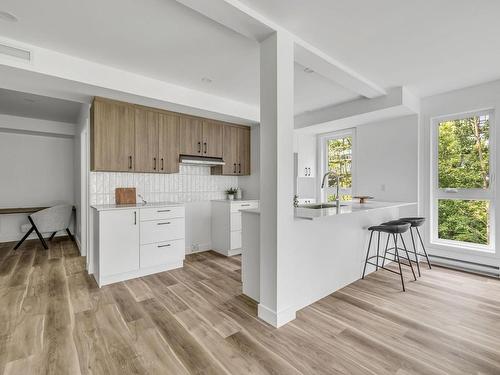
[430,109,496,253]
[318,128,357,203]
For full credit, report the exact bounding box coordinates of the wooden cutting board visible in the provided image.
[115,188,136,205]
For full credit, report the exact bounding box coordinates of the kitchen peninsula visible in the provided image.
[241,200,417,325]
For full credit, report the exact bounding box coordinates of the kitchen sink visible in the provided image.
[298,203,347,209]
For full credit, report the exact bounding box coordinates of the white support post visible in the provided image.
[258,31,296,327]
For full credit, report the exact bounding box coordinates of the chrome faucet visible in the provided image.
[138,194,147,205]
[321,170,341,206]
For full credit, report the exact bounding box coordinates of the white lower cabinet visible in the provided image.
[98,209,140,277]
[211,200,259,256]
[92,203,185,287]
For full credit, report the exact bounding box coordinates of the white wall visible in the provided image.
[420,79,500,268]
[238,125,260,200]
[356,115,418,207]
[73,104,90,254]
[0,127,75,242]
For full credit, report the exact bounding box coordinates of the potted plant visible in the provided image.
[226,187,238,200]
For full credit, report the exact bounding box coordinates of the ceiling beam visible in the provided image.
[176,0,386,98]
[295,87,419,133]
[0,36,259,124]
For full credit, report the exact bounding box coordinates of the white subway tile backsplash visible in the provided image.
[90,165,237,204]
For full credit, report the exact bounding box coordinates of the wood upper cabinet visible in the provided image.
[91,98,135,171]
[179,117,203,156]
[238,127,251,175]
[214,125,251,175]
[202,121,223,158]
[158,113,180,173]
[90,97,250,176]
[218,125,239,175]
[134,108,159,173]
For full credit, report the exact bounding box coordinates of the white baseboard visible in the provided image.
[97,260,184,287]
[257,303,296,328]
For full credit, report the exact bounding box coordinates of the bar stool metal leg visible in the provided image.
[399,234,417,281]
[393,234,405,291]
[376,231,381,271]
[408,228,421,276]
[416,227,432,269]
[381,234,390,267]
[362,230,374,279]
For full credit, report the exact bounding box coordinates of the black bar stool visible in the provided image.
[382,217,431,277]
[362,222,416,291]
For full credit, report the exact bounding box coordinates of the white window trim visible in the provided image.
[430,108,496,253]
[317,128,357,202]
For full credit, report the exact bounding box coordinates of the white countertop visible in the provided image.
[294,201,417,220]
[211,199,259,203]
[91,201,184,211]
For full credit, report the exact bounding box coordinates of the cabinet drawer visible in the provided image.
[140,239,185,269]
[230,230,242,250]
[230,201,258,212]
[231,212,242,231]
[140,218,184,245]
[140,206,184,221]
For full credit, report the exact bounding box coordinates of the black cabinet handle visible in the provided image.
[198,141,201,153]
[204,142,207,154]
[158,244,171,248]
[238,163,241,174]
[157,209,171,213]
[241,204,251,207]
[161,158,164,171]
[153,157,157,170]
[134,211,137,225]
[157,222,171,225]
[129,156,133,170]
[233,163,237,173]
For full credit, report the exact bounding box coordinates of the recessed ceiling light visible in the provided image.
[304,67,314,74]
[0,11,18,23]
[201,77,213,84]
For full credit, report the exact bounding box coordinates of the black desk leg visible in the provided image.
[29,217,48,250]
[14,226,34,250]
[66,228,75,242]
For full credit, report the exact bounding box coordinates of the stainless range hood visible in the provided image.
[179,154,225,166]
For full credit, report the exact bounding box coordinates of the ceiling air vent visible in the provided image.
[0,42,32,62]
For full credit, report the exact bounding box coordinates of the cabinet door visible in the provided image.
[202,120,223,158]
[238,127,251,175]
[158,113,180,173]
[99,209,139,277]
[179,116,202,156]
[221,125,239,175]
[297,134,316,177]
[92,99,135,171]
[134,108,159,173]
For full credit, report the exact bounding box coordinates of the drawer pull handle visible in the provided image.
[241,204,251,207]
[158,244,171,248]
[157,222,171,225]
[157,209,171,213]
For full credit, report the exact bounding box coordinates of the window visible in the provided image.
[432,110,495,250]
[319,130,355,202]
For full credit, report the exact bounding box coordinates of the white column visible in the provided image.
[259,31,296,327]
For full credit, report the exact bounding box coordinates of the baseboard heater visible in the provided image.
[429,255,500,278]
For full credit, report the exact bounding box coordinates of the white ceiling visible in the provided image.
[0,88,82,123]
[0,0,359,116]
[237,0,500,98]
[1,0,498,118]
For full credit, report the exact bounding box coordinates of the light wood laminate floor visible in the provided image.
[1,238,500,374]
